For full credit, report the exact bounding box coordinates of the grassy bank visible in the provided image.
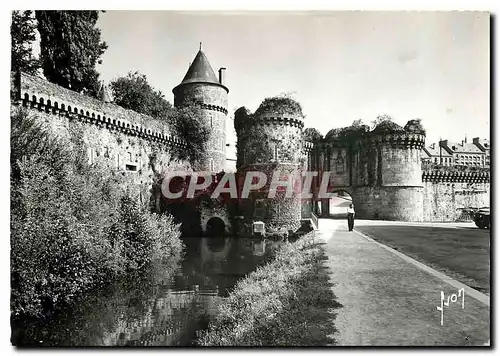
[10,108,184,319]
[197,233,342,346]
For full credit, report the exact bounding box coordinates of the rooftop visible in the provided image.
[440,140,483,154]
[473,137,490,151]
[423,144,452,157]
[173,47,228,93]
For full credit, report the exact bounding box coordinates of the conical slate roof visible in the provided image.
[180,50,219,85]
[173,48,228,93]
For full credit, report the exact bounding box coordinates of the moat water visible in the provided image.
[12,236,279,347]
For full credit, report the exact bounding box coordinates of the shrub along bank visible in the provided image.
[10,108,183,319]
[197,233,343,346]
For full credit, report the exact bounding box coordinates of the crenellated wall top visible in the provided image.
[422,170,490,183]
[12,72,187,148]
[234,106,304,131]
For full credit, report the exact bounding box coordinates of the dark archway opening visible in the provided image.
[205,217,226,238]
[328,190,353,219]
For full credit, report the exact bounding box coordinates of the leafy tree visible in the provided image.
[351,119,364,128]
[35,10,108,97]
[111,71,210,166]
[11,10,41,75]
[110,71,173,121]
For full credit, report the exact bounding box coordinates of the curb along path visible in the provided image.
[316,219,490,346]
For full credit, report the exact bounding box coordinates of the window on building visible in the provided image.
[126,164,137,172]
[434,158,438,163]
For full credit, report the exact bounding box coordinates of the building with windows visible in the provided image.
[422,143,453,166]
[473,137,490,167]
[439,138,486,167]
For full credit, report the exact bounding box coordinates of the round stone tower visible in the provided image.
[352,119,426,221]
[234,97,305,233]
[173,46,228,172]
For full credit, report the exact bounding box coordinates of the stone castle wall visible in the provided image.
[378,146,423,186]
[174,83,228,172]
[352,186,424,221]
[12,72,192,211]
[422,171,490,221]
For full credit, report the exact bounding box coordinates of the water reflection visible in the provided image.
[12,236,278,347]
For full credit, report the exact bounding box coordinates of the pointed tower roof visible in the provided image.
[173,46,228,94]
[181,50,219,85]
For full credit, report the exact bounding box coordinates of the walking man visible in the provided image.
[347,203,355,231]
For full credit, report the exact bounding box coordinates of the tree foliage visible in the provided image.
[110,71,210,166]
[35,10,108,97]
[10,108,182,318]
[255,93,305,118]
[302,127,323,142]
[371,114,393,129]
[110,71,173,121]
[404,118,426,134]
[11,10,41,75]
[351,119,364,128]
[171,105,211,167]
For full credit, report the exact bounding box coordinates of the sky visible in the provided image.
[92,11,489,157]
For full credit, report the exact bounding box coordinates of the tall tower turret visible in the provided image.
[234,97,305,233]
[173,45,228,172]
[352,119,426,221]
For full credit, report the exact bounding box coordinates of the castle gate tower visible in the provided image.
[352,120,426,221]
[173,45,228,172]
[234,98,305,233]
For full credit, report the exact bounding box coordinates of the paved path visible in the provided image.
[316,219,490,346]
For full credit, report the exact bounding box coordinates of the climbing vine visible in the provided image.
[254,94,305,118]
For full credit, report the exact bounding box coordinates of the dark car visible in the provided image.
[473,208,490,229]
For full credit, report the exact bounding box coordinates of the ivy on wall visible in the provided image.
[254,94,305,118]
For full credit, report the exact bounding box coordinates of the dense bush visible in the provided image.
[255,94,305,118]
[170,105,210,167]
[110,71,210,167]
[197,233,342,346]
[10,108,183,318]
[302,127,323,142]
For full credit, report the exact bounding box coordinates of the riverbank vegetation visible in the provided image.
[10,108,183,319]
[11,261,181,346]
[197,233,342,346]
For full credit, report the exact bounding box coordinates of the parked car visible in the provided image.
[473,208,490,229]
